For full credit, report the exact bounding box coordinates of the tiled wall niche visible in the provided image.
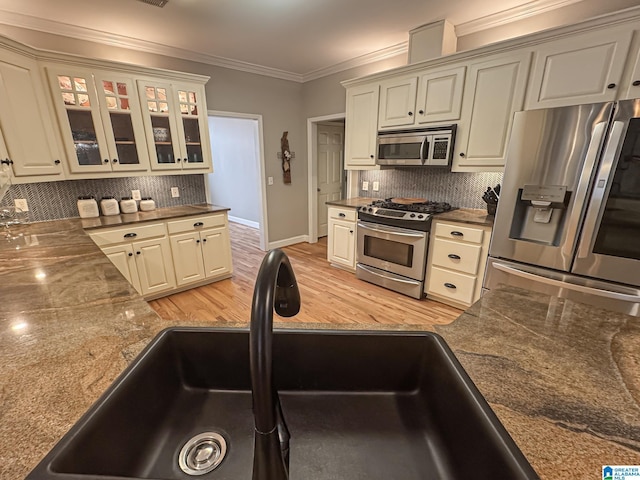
[0,175,207,222]
[358,169,503,209]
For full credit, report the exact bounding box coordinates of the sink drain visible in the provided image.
[178,432,227,476]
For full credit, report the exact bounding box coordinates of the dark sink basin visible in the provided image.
[28,328,538,480]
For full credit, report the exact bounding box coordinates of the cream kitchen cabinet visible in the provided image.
[167,213,232,286]
[425,220,492,309]
[46,65,150,174]
[327,206,357,270]
[378,65,465,129]
[89,222,176,297]
[344,83,379,169]
[0,49,63,179]
[525,26,633,110]
[452,51,531,172]
[137,79,212,172]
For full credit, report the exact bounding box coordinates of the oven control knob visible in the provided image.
[410,213,416,218]
[417,214,424,219]
[368,207,373,212]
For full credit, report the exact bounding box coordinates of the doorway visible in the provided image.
[307,113,347,243]
[207,111,267,251]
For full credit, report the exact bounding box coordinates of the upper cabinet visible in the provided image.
[138,79,212,171]
[378,65,465,129]
[46,65,150,174]
[453,51,531,172]
[525,26,633,110]
[344,83,379,169]
[0,50,63,178]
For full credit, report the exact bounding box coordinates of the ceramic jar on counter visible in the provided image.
[100,196,120,216]
[120,197,138,214]
[139,197,156,211]
[77,196,99,218]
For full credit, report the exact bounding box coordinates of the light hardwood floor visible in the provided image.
[149,222,462,328]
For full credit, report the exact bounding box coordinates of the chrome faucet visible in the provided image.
[250,249,300,480]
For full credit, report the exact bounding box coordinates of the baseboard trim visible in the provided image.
[268,235,309,250]
[228,216,260,229]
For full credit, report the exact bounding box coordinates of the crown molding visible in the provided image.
[0,9,304,82]
[302,42,408,82]
[455,0,584,37]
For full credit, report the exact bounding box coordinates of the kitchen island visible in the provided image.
[0,218,638,479]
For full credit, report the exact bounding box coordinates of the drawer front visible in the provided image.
[89,223,167,247]
[431,238,482,275]
[428,266,477,305]
[434,222,484,244]
[329,207,356,222]
[167,213,227,234]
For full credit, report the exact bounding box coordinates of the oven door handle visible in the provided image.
[357,263,419,285]
[357,221,426,238]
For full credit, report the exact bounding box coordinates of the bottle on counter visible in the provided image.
[77,195,99,218]
[100,196,120,216]
[120,196,138,214]
[139,197,156,212]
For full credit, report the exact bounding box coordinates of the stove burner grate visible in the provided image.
[370,199,453,214]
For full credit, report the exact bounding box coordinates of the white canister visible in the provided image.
[120,197,138,214]
[100,196,120,216]
[77,196,99,218]
[139,197,156,211]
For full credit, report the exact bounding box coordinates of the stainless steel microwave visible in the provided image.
[377,125,456,167]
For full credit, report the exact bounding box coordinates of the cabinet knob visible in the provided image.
[459,152,465,158]
[444,283,457,289]
[54,159,61,165]
[103,159,109,163]
[0,158,13,165]
[607,83,616,89]
[633,80,640,87]
[136,251,141,255]
[112,158,118,163]
[370,155,374,159]
[408,111,413,116]
[450,231,463,237]
[448,254,461,260]
[128,252,133,257]
[177,158,182,162]
[196,239,200,243]
[184,158,189,162]
[418,110,424,115]
[349,230,353,234]
[202,238,207,243]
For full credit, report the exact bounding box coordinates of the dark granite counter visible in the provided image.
[80,203,229,230]
[1,216,638,479]
[435,207,494,227]
[325,197,379,209]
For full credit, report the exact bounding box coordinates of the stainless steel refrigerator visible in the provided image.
[484,99,640,316]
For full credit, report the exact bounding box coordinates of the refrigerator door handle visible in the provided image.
[492,262,640,302]
[561,119,609,259]
[576,120,626,259]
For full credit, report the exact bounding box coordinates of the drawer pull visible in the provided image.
[444,282,457,289]
[339,213,346,217]
[194,222,204,227]
[123,233,137,238]
[450,231,463,237]
[447,254,461,260]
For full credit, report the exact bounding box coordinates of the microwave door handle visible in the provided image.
[576,120,625,259]
[561,118,609,259]
[492,262,640,302]
[420,137,428,165]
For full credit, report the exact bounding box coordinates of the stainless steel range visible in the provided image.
[356,199,453,299]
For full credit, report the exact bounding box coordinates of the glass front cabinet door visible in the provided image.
[138,79,212,171]
[46,66,148,174]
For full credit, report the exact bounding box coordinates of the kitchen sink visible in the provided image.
[27,327,538,480]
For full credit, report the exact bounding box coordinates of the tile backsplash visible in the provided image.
[0,175,207,222]
[359,169,503,209]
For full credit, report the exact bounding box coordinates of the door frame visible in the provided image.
[206,110,268,251]
[307,112,346,244]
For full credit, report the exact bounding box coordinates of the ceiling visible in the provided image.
[0,0,625,81]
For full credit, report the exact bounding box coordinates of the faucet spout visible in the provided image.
[250,249,300,480]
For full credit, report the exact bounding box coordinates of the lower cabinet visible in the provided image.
[89,222,176,296]
[167,213,232,286]
[425,220,492,308]
[327,206,357,271]
[88,211,232,298]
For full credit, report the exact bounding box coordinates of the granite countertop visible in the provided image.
[325,197,378,209]
[435,207,494,227]
[80,203,230,230]
[1,216,638,478]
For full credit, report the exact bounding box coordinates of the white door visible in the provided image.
[201,227,232,278]
[344,83,379,168]
[134,237,176,295]
[378,76,417,128]
[328,219,355,269]
[102,244,142,294]
[317,124,344,238]
[169,231,205,286]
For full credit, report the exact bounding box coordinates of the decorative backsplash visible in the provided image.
[0,175,207,222]
[358,169,503,209]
